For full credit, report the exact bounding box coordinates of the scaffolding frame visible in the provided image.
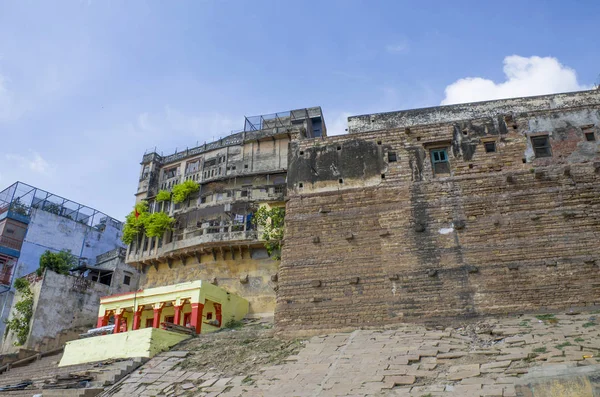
[0,182,122,231]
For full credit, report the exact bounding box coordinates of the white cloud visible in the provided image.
[5,152,51,174]
[441,55,590,105]
[5,152,53,174]
[385,39,410,54]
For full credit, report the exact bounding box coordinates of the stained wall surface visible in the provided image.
[141,247,278,317]
[277,90,600,331]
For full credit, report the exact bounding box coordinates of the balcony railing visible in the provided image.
[0,235,23,251]
[127,226,259,263]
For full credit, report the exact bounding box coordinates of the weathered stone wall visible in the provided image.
[1,270,114,353]
[277,94,600,331]
[141,248,278,317]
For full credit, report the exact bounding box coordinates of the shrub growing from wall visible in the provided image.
[5,278,34,346]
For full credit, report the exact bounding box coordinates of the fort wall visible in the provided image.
[276,92,600,331]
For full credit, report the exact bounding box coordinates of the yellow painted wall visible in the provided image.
[59,328,190,367]
[140,249,277,317]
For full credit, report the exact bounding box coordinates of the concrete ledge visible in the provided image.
[59,328,190,367]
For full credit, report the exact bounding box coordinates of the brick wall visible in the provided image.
[277,104,600,331]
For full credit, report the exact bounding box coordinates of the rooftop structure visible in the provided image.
[0,182,122,233]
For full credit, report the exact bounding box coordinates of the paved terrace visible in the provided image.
[99,310,600,397]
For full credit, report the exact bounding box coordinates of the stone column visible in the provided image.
[152,303,164,328]
[214,303,222,327]
[96,310,109,328]
[113,310,123,334]
[133,305,145,330]
[190,303,204,334]
[173,305,183,326]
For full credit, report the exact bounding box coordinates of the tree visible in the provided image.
[37,250,76,276]
[252,206,285,260]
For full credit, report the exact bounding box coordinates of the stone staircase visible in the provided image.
[0,350,147,396]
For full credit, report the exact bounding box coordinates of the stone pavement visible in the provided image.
[102,311,600,396]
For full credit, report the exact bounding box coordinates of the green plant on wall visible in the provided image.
[145,212,175,237]
[43,202,61,215]
[37,249,76,276]
[122,201,150,245]
[172,180,199,204]
[122,201,175,244]
[156,190,172,202]
[5,278,34,346]
[9,198,29,216]
[253,206,285,260]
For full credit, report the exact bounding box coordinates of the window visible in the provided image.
[388,152,397,162]
[123,275,131,285]
[206,312,213,320]
[484,142,496,153]
[185,161,200,174]
[244,164,248,169]
[164,315,174,324]
[585,131,596,142]
[430,148,450,175]
[146,318,154,328]
[164,167,177,179]
[531,135,552,158]
[240,190,248,197]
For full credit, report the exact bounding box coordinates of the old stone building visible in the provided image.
[123,90,600,333]
[277,89,600,331]
[126,108,326,317]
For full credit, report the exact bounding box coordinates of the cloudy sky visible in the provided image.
[1,0,598,219]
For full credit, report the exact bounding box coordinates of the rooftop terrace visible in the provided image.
[141,106,324,165]
[0,181,123,230]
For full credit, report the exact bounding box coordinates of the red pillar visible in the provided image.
[96,313,109,328]
[190,303,204,334]
[152,307,162,328]
[113,312,122,334]
[133,306,144,330]
[173,305,183,326]
[214,303,222,327]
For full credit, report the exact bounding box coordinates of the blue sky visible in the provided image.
[1,0,599,219]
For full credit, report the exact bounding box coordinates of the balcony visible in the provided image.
[126,224,259,265]
[0,235,23,251]
[0,254,16,286]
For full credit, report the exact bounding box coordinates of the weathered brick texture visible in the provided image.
[277,95,600,331]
